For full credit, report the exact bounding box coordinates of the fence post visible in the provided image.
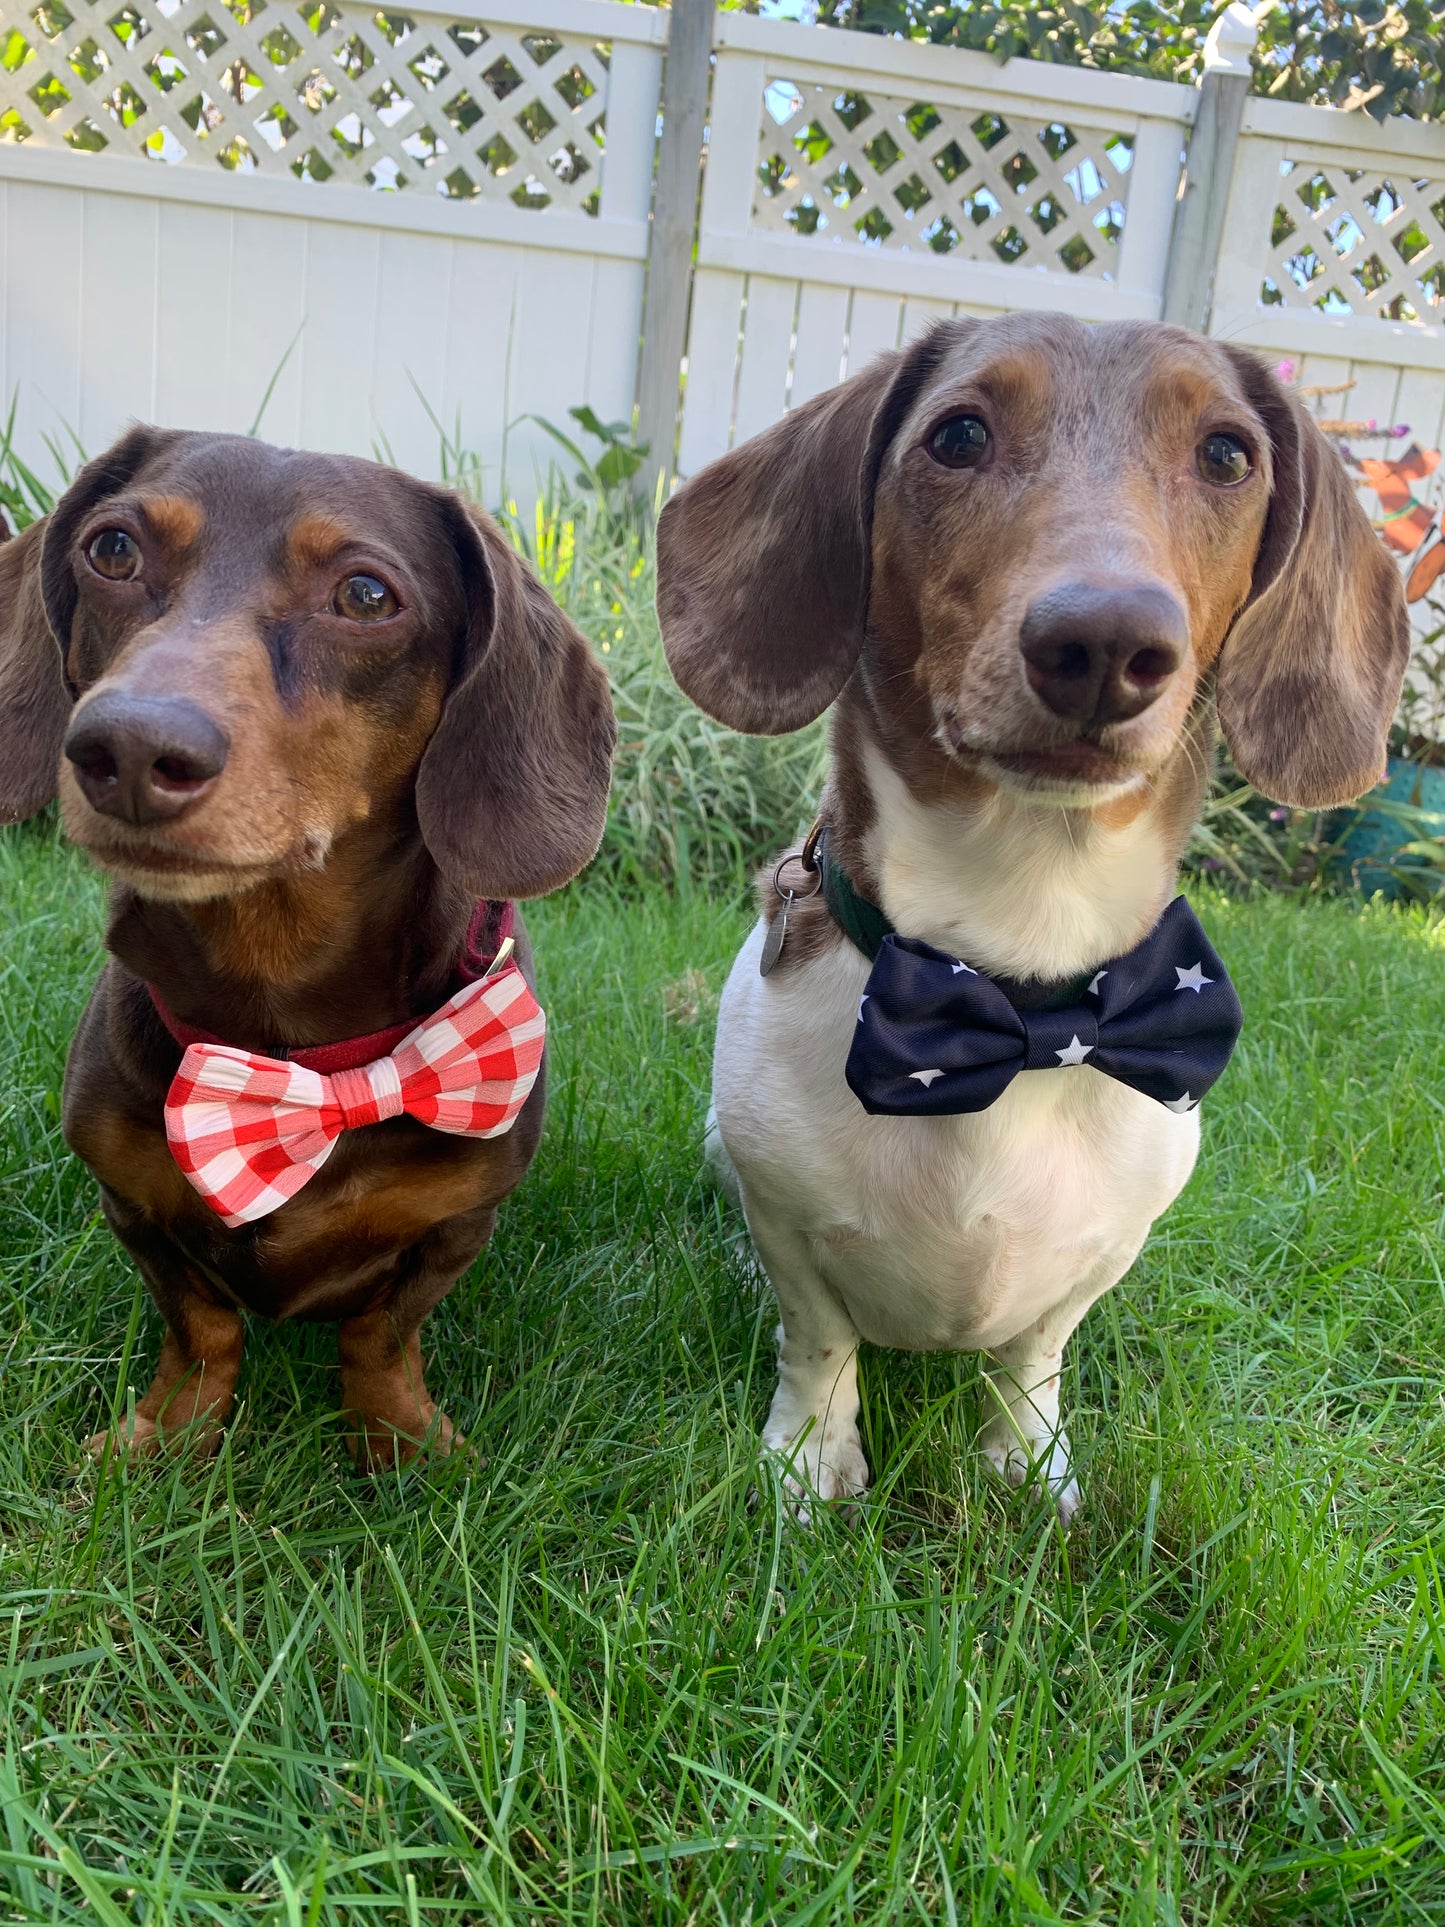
[635,0,716,502]
[1161,1,1259,332]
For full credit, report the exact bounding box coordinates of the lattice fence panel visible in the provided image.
[754,75,1134,278]
[0,0,612,208]
[1264,158,1445,324]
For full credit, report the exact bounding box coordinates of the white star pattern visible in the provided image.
[1163,1092,1199,1113]
[950,960,977,976]
[1175,962,1212,993]
[857,994,869,1023]
[910,1068,945,1088]
[1087,969,1108,996]
[1054,1035,1094,1067]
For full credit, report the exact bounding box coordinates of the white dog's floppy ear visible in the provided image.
[655,332,952,735]
[1216,348,1409,808]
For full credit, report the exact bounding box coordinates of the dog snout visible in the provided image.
[1019,581,1188,726]
[64,692,230,826]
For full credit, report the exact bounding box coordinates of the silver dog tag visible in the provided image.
[759,896,791,977]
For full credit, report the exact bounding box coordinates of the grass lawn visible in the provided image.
[3,815,1445,1925]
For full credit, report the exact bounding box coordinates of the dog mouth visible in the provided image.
[986,741,1145,791]
[81,840,278,898]
[65,815,315,900]
[61,772,334,895]
[937,705,1166,799]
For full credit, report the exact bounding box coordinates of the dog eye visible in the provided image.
[333,573,398,622]
[87,529,141,581]
[928,415,991,469]
[1197,433,1252,487]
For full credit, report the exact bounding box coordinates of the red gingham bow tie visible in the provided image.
[164,957,545,1226]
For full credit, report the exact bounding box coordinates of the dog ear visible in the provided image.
[0,517,68,823]
[416,498,616,899]
[656,334,949,734]
[1215,349,1409,808]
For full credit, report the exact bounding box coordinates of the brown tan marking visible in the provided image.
[285,509,354,572]
[140,494,206,551]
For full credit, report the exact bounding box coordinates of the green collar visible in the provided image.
[816,831,1095,1012]
[818,846,894,962]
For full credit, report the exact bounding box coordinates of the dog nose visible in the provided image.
[1019,582,1188,725]
[64,692,229,826]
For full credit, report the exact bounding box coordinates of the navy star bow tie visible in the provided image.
[845,896,1243,1118]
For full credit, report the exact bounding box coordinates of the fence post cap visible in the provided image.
[1202,1,1259,78]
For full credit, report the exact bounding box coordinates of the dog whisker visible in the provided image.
[655,309,1405,1527]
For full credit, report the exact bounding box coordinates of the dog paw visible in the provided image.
[83,1413,227,1463]
[350,1407,466,1474]
[84,1414,162,1463]
[761,1419,870,1523]
[981,1425,1080,1526]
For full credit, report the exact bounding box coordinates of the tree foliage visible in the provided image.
[810,1,1445,122]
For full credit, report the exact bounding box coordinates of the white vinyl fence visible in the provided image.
[1213,96,1445,446]
[678,9,1445,475]
[0,0,664,497]
[1,0,1444,540]
[678,12,1193,472]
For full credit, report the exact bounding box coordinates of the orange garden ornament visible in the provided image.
[1275,360,1444,605]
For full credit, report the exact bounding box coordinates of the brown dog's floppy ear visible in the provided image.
[0,517,68,823]
[1216,349,1409,808]
[656,334,949,734]
[416,499,616,899]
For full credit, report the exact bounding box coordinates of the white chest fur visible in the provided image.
[711,755,1200,1356]
[713,922,1198,1353]
[861,745,1172,981]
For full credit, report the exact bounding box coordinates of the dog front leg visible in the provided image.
[89,1203,245,1459]
[744,1201,867,1515]
[338,1211,494,1472]
[979,1274,1115,1526]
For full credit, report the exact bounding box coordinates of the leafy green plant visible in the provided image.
[531,405,654,541]
[1185,753,1445,898]
[540,405,650,496]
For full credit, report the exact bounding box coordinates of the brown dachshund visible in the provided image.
[0,427,615,1467]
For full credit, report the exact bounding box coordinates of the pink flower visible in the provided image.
[1275,359,1296,382]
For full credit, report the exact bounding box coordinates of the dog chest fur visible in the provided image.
[713,776,1202,1358]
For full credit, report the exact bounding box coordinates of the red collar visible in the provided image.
[147,900,516,1076]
